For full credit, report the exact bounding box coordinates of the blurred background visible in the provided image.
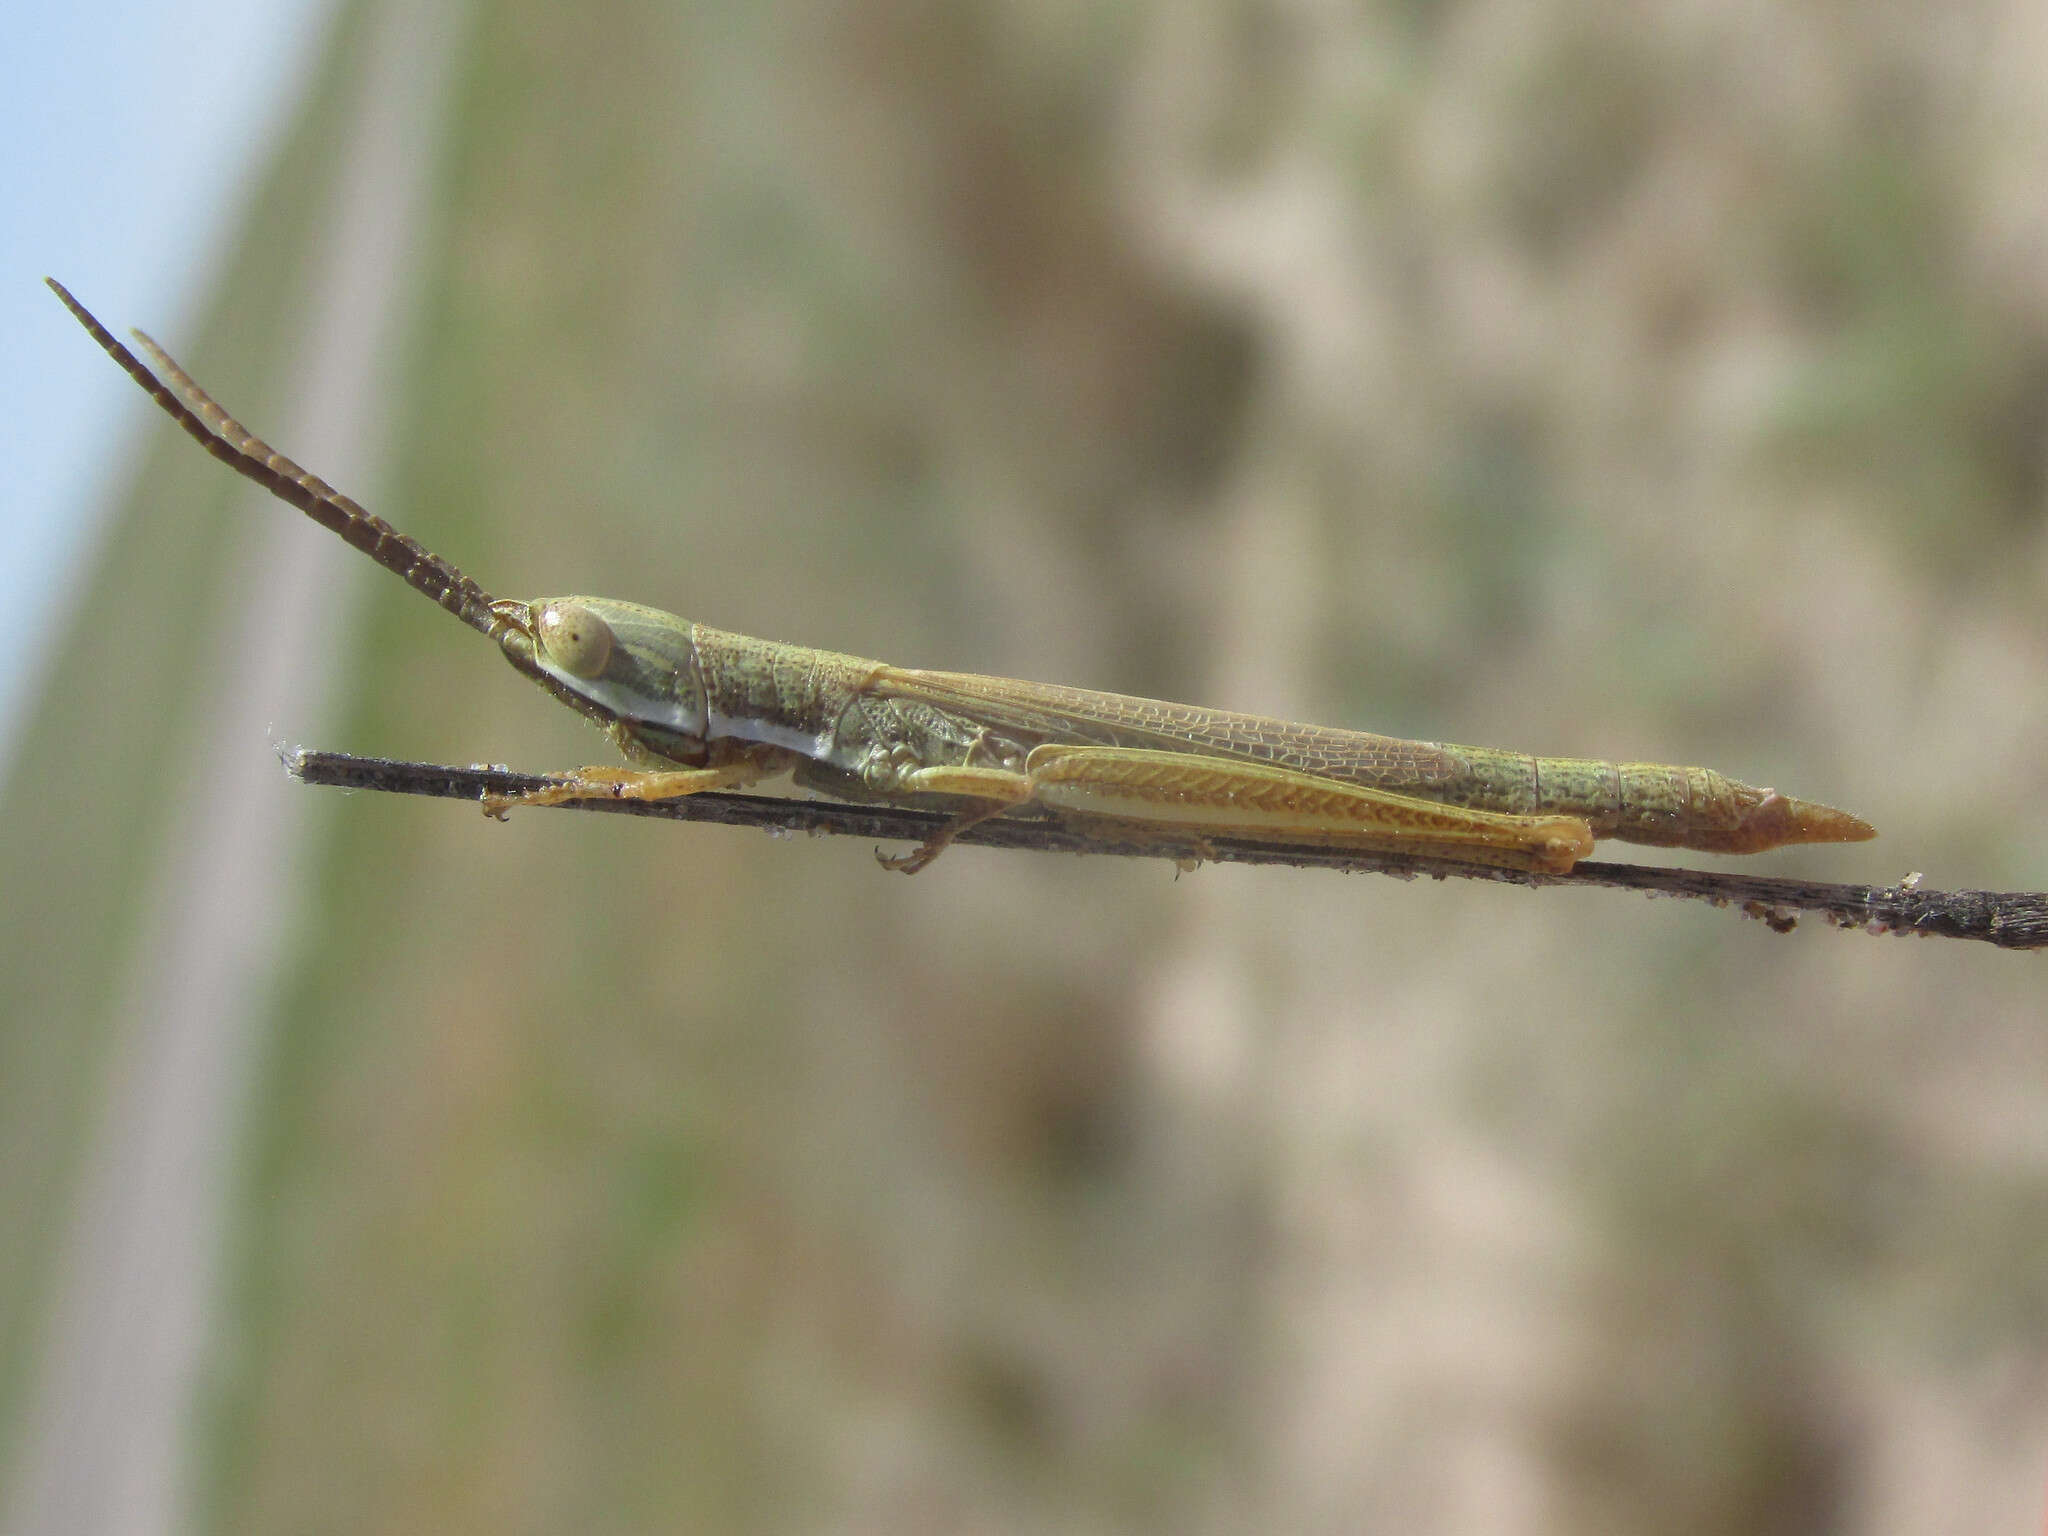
[5,1,2048,1531]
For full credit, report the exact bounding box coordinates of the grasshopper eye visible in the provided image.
[537,601,614,679]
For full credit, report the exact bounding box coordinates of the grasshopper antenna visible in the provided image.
[46,277,505,638]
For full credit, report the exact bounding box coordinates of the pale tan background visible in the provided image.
[5,2,2047,1531]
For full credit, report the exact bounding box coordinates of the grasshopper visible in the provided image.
[51,279,1874,875]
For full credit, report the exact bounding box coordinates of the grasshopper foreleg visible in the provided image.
[481,762,765,818]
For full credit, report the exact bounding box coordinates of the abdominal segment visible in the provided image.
[1426,749,1873,854]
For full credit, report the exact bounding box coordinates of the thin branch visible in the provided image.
[285,749,2048,949]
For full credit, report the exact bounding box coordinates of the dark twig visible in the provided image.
[286,749,2048,948]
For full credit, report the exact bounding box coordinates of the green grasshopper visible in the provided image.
[51,279,1874,874]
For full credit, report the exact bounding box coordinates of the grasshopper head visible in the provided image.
[491,596,710,763]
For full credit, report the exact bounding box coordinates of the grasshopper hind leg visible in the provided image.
[874,748,1597,874]
[1021,744,1595,873]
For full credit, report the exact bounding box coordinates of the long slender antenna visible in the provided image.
[46,278,504,637]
